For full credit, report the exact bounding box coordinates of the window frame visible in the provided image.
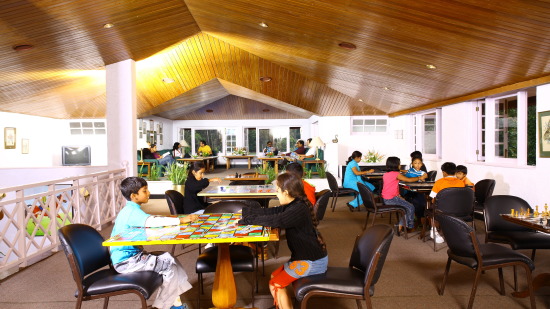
[412,109,441,160]
[350,116,389,135]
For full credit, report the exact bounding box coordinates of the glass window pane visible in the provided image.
[376,119,387,125]
[352,119,364,125]
[195,129,222,155]
[364,119,375,125]
[352,126,364,132]
[375,126,386,132]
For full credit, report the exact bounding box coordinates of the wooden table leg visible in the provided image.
[226,158,230,169]
[212,243,237,308]
[512,272,550,298]
[274,161,278,174]
[247,158,251,169]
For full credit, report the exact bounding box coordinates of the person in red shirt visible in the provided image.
[286,162,316,205]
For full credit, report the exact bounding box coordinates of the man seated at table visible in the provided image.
[285,140,307,157]
[298,139,316,160]
[263,141,278,156]
[429,162,465,243]
[197,140,212,156]
[110,177,199,309]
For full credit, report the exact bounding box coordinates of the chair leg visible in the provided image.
[171,244,176,256]
[439,258,452,295]
[360,297,369,309]
[467,267,483,309]
[198,272,204,294]
[521,263,537,309]
[102,297,109,309]
[531,249,536,262]
[331,196,337,212]
[363,212,370,230]
[513,265,518,292]
[371,211,377,227]
[138,295,148,309]
[498,268,505,295]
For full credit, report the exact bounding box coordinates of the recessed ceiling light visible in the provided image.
[206,109,214,113]
[383,87,390,91]
[162,78,175,83]
[13,44,33,51]
[358,99,363,102]
[259,22,269,28]
[338,42,356,50]
[263,109,270,112]
[426,64,436,70]
[260,76,272,82]
[103,23,114,29]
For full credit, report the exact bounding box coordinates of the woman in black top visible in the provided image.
[239,173,328,309]
[183,162,221,214]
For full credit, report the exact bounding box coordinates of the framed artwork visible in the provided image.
[146,130,152,144]
[539,110,550,157]
[4,127,16,149]
[138,119,143,131]
[160,134,163,145]
[21,139,29,154]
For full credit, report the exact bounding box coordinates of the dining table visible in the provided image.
[501,214,550,298]
[177,156,218,172]
[103,213,279,309]
[224,174,268,182]
[257,156,284,174]
[223,155,255,169]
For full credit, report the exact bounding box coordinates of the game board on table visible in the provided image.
[198,184,276,196]
[103,213,271,246]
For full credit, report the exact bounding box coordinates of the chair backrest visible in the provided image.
[204,200,249,214]
[58,224,111,284]
[165,190,185,215]
[313,189,332,221]
[435,213,478,259]
[474,179,496,206]
[484,195,533,232]
[357,182,376,212]
[435,187,475,218]
[349,224,393,288]
[325,172,339,192]
[427,170,437,181]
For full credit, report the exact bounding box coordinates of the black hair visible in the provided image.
[172,142,180,152]
[120,177,148,201]
[286,162,304,178]
[150,143,157,148]
[200,140,207,145]
[296,139,305,146]
[456,165,468,174]
[411,156,423,163]
[188,161,206,176]
[307,138,312,143]
[441,162,457,175]
[346,151,362,164]
[275,173,326,252]
[385,156,401,172]
[410,151,422,159]
[266,141,273,145]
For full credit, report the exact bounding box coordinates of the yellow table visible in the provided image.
[223,155,255,169]
[137,161,151,177]
[177,156,218,171]
[257,156,283,174]
[103,213,279,309]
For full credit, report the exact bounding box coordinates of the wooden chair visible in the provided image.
[293,225,394,309]
[436,213,536,309]
[58,224,162,309]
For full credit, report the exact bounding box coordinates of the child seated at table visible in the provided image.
[456,165,475,188]
[110,177,199,309]
[183,162,221,214]
[238,173,328,309]
[286,162,316,205]
[429,162,465,243]
[381,156,425,234]
[403,157,428,225]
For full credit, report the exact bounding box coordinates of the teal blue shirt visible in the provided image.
[109,201,150,265]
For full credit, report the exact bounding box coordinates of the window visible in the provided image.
[413,110,441,158]
[478,90,536,166]
[70,121,106,135]
[289,127,301,151]
[225,128,237,153]
[351,117,387,133]
[178,128,192,153]
[194,129,222,155]
[244,128,257,155]
[244,127,300,154]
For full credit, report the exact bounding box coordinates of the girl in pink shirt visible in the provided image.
[381,156,425,233]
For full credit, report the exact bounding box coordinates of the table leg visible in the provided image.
[512,272,550,298]
[226,158,230,169]
[212,243,237,308]
[247,158,251,169]
[263,160,267,171]
[274,161,278,174]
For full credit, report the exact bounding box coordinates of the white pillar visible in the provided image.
[106,59,137,175]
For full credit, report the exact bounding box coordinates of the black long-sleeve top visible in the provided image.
[238,199,327,262]
[183,176,209,214]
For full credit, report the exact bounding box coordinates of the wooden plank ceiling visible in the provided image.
[0,0,549,119]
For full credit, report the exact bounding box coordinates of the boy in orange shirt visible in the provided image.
[428,162,465,243]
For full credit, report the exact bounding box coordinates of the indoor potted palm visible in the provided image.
[166,162,189,194]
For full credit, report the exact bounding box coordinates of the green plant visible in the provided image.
[304,167,313,179]
[363,149,385,163]
[148,163,164,181]
[316,163,327,178]
[264,165,277,184]
[165,162,189,185]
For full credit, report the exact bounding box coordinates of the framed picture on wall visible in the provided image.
[539,110,550,157]
[159,134,163,145]
[4,127,16,149]
[21,138,29,154]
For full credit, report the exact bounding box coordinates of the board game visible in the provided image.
[103,213,272,246]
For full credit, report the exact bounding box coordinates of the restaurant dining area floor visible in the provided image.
[0,168,549,309]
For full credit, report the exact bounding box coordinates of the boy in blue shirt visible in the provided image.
[110,177,198,309]
[404,157,428,227]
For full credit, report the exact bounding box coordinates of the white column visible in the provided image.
[106,59,137,175]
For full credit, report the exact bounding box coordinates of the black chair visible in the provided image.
[58,224,163,309]
[422,187,475,251]
[196,200,259,307]
[435,214,536,309]
[165,190,187,255]
[357,182,408,238]
[313,189,332,221]
[426,170,437,181]
[326,172,358,212]
[485,195,550,263]
[293,224,394,309]
[473,179,496,220]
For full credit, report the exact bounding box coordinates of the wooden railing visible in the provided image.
[0,169,127,277]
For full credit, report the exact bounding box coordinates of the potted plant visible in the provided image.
[165,162,189,194]
[148,163,164,181]
[363,149,385,163]
[255,165,277,184]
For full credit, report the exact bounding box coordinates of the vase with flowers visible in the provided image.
[363,149,385,163]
